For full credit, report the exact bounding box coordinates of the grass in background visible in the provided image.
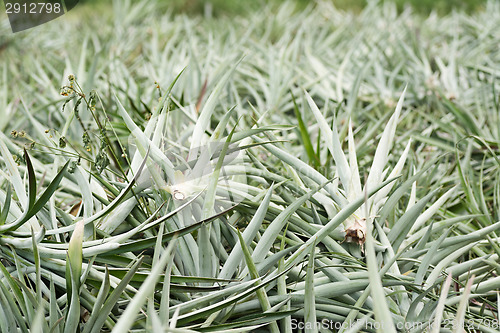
[79,0,489,17]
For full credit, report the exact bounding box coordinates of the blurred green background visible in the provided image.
[174,0,486,15]
[79,0,487,16]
